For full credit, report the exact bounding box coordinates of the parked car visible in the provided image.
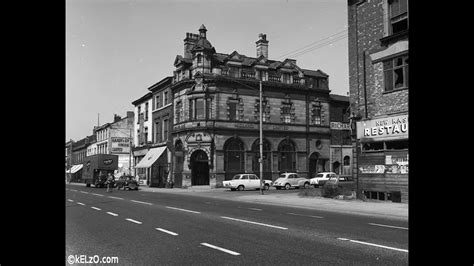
[115,176,139,190]
[323,175,355,190]
[223,174,273,191]
[273,173,311,190]
[310,172,337,187]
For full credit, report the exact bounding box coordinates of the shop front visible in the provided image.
[134,146,169,187]
[67,164,83,182]
[356,114,408,203]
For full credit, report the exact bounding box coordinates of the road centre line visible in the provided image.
[337,238,408,253]
[77,202,85,206]
[70,189,78,192]
[287,212,324,219]
[200,243,240,256]
[80,191,89,194]
[125,218,143,224]
[67,199,74,202]
[220,216,288,230]
[91,207,101,211]
[91,193,104,197]
[107,212,118,216]
[368,223,408,230]
[238,207,262,211]
[131,200,153,205]
[166,206,201,214]
[108,196,124,200]
[156,228,179,236]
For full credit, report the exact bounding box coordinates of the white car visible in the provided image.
[273,173,311,190]
[223,174,273,191]
[310,172,337,187]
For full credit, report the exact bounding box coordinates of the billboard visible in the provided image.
[111,137,131,153]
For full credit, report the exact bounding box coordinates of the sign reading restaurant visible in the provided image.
[356,114,408,140]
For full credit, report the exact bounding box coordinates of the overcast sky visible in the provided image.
[66,0,348,142]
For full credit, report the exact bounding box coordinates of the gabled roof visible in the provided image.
[228,51,243,61]
[302,69,329,78]
[174,55,192,66]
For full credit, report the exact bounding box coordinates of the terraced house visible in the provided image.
[169,25,349,188]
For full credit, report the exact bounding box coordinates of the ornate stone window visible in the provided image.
[227,96,243,121]
[280,97,295,124]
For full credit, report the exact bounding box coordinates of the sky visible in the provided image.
[66,0,348,142]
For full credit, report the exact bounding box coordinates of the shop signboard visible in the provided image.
[330,122,350,130]
[356,114,408,140]
[111,137,130,153]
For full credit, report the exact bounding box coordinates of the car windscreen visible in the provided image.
[279,174,286,178]
[232,175,242,180]
[315,174,324,177]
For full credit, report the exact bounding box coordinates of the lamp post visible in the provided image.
[259,80,264,195]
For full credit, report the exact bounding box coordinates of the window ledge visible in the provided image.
[383,87,408,95]
[379,29,408,46]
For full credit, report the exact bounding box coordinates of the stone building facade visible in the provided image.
[169,25,346,188]
[347,0,408,202]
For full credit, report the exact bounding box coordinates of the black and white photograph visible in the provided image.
[66,0,409,264]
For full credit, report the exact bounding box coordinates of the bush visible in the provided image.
[321,185,341,198]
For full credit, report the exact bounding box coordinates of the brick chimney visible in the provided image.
[256,33,269,58]
[114,114,121,122]
[184,32,199,59]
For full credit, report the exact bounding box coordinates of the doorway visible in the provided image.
[190,150,209,186]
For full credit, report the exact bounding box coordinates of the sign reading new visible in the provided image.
[356,114,408,140]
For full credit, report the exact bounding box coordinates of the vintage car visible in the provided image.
[115,176,139,190]
[223,174,273,191]
[323,175,355,190]
[273,173,311,190]
[310,172,337,187]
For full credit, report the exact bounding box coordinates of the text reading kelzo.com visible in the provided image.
[67,255,118,264]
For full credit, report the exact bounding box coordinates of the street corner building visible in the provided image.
[130,24,352,189]
[347,0,408,202]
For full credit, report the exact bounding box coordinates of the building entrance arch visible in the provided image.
[190,149,209,186]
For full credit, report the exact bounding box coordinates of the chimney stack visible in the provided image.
[256,33,269,58]
[184,32,199,59]
[114,114,122,122]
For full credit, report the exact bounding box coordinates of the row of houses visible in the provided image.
[67,0,409,203]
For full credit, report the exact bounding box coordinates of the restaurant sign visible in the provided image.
[356,114,408,140]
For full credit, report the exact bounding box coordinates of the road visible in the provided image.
[66,184,408,265]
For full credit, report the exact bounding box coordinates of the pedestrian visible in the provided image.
[106,173,114,193]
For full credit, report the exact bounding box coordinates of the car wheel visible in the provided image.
[237,185,244,191]
[264,184,270,190]
[304,182,310,189]
[284,183,291,190]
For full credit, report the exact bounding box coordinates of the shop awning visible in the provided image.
[70,164,83,174]
[135,147,167,169]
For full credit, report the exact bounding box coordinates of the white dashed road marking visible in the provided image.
[91,207,101,211]
[201,243,240,256]
[77,202,85,206]
[80,191,89,194]
[131,200,153,205]
[238,207,262,211]
[107,212,118,216]
[156,228,178,236]
[125,218,142,224]
[337,238,408,253]
[221,216,288,230]
[166,206,201,214]
[287,212,324,219]
[70,189,78,192]
[67,199,74,202]
[91,193,104,197]
[368,223,408,230]
[108,196,124,200]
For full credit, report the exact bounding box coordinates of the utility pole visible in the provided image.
[259,80,264,195]
[129,127,132,176]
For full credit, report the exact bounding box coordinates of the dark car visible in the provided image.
[323,175,355,190]
[115,176,139,190]
[94,175,114,188]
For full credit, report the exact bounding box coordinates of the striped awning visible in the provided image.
[135,147,167,168]
[67,164,83,174]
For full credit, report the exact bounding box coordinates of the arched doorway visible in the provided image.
[251,138,271,180]
[309,152,319,178]
[278,139,296,173]
[190,150,209,185]
[333,161,341,175]
[224,137,245,180]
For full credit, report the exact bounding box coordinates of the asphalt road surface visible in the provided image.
[66,184,408,265]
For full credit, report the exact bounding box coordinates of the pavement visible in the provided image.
[67,182,408,221]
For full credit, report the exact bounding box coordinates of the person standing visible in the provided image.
[106,173,114,192]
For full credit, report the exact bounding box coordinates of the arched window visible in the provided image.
[224,138,244,180]
[197,54,202,64]
[344,156,350,166]
[278,139,296,173]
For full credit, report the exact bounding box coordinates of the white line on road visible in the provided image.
[108,196,124,200]
[91,193,104,197]
[287,212,324,219]
[77,202,85,206]
[337,238,408,253]
[91,207,101,211]
[166,206,201,214]
[107,212,118,216]
[125,218,142,224]
[368,223,408,230]
[201,243,240,256]
[70,189,78,192]
[80,191,89,194]
[67,199,74,202]
[221,216,288,230]
[156,228,179,236]
[131,200,153,205]
[238,207,262,211]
